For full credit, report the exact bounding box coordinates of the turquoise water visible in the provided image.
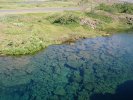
[0,33,133,100]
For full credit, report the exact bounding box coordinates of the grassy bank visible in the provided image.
[0,10,132,55]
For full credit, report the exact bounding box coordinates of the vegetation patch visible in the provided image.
[47,13,80,25]
[97,3,133,14]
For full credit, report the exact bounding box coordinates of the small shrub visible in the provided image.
[47,13,79,25]
[113,3,133,14]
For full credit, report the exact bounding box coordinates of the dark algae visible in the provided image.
[0,33,133,100]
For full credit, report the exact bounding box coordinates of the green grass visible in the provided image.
[85,11,113,23]
[0,11,132,55]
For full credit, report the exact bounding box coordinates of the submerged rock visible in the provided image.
[54,86,66,96]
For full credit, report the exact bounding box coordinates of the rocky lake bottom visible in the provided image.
[0,32,133,100]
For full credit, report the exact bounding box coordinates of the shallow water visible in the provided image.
[0,33,133,100]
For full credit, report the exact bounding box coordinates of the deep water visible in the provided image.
[0,33,133,100]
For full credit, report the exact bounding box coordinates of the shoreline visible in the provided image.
[0,3,132,56]
[0,30,132,56]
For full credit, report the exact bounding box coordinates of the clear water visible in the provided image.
[0,33,133,100]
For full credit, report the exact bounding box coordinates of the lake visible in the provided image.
[0,33,133,100]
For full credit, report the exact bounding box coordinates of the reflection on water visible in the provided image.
[0,33,133,100]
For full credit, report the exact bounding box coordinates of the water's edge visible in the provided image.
[0,33,133,100]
